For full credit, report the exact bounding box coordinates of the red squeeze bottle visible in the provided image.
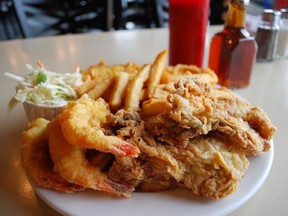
[169,0,210,67]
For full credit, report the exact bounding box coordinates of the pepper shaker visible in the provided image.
[255,10,281,62]
[277,9,288,58]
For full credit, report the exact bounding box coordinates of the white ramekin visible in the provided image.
[23,101,67,122]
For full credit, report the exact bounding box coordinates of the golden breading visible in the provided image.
[21,118,84,192]
[21,50,276,199]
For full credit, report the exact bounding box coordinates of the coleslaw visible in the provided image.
[5,63,83,111]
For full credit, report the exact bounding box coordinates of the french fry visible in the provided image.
[160,66,174,84]
[140,98,172,118]
[89,65,115,80]
[76,79,98,95]
[153,87,170,99]
[87,75,115,100]
[77,64,115,95]
[109,71,130,111]
[125,64,151,110]
[147,50,168,98]
[123,62,141,75]
[138,86,169,102]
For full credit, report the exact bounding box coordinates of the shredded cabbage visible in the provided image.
[5,64,83,110]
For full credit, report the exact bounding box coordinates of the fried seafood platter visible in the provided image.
[21,50,276,200]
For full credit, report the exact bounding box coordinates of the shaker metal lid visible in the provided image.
[261,9,281,21]
[280,9,288,19]
[229,0,250,5]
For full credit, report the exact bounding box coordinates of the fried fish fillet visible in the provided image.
[161,79,275,155]
[106,78,275,198]
[107,109,249,199]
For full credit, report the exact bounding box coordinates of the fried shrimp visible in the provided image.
[58,95,139,157]
[49,118,134,197]
[21,118,84,192]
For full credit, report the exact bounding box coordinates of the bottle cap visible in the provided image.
[229,0,250,5]
[261,9,281,22]
[280,9,288,19]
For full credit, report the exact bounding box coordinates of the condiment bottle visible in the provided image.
[208,0,257,89]
[277,9,288,58]
[169,0,209,67]
[255,10,280,62]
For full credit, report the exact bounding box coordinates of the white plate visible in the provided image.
[33,140,274,216]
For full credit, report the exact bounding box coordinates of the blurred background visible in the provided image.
[0,0,286,41]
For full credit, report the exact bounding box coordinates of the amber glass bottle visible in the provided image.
[208,0,257,88]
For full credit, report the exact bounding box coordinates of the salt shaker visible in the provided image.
[277,9,288,58]
[255,10,281,62]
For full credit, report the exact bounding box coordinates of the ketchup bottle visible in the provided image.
[208,0,257,89]
[169,0,209,67]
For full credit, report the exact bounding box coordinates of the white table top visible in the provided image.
[0,26,287,216]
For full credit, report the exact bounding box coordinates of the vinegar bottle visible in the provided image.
[208,0,257,89]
